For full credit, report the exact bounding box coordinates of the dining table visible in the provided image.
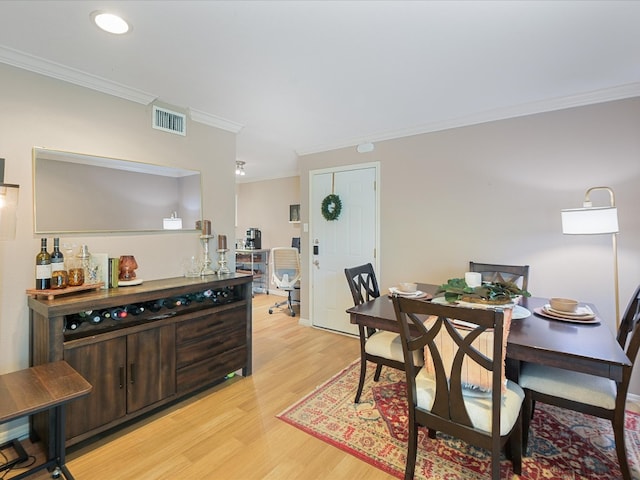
[346,283,631,383]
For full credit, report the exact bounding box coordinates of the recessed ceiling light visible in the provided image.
[91,11,131,35]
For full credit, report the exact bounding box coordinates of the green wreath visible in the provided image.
[321,194,342,221]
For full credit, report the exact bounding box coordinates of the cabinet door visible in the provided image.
[126,324,176,413]
[64,337,127,439]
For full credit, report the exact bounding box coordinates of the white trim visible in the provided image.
[189,108,244,133]
[0,422,29,444]
[296,82,640,156]
[0,45,157,105]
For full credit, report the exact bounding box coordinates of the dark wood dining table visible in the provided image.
[346,283,631,382]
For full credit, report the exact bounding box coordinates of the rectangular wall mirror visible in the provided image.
[33,147,202,234]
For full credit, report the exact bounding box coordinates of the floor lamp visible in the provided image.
[561,186,620,328]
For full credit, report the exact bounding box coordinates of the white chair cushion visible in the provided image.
[519,363,616,410]
[415,367,524,436]
[365,331,424,366]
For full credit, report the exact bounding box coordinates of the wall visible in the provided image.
[235,176,301,253]
[0,63,236,438]
[299,97,640,391]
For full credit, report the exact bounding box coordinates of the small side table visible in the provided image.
[0,361,92,479]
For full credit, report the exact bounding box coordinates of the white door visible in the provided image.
[311,165,378,334]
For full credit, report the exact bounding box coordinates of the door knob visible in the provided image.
[313,260,320,268]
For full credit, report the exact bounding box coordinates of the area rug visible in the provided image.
[277,361,640,479]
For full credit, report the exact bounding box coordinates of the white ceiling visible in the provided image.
[1,1,639,182]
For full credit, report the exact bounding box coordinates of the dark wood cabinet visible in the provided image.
[29,274,252,446]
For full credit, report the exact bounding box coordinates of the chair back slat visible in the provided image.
[469,261,529,291]
[619,284,640,371]
[392,297,505,431]
[344,263,380,306]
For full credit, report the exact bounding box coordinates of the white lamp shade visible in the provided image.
[561,206,619,235]
[0,183,19,240]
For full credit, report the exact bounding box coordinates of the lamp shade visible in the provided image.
[561,206,619,235]
[0,183,19,240]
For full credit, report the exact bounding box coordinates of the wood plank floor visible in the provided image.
[11,293,394,479]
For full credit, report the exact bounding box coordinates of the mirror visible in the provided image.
[33,147,202,234]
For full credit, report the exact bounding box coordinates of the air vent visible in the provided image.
[152,105,186,136]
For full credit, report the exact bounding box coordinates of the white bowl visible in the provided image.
[549,297,578,313]
[398,282,418,293]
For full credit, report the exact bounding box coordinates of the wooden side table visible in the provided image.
[0,361,92,479]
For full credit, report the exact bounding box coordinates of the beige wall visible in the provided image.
[235,175,301,251]
[0,63,236,383]
[299,97,640,390]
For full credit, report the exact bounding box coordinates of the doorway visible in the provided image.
[310,163,379,335]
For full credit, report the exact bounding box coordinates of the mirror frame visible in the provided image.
[33,147,203,234]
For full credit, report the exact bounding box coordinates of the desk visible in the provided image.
[0,361,92,479]
[346,284,631,383]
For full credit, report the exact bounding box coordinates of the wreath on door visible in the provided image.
[321,193,342,221]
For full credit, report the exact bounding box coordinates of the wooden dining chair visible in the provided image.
[391,295,524,480]
[469,261,530,291]
[344,264,422,403]
[519,283,640,480]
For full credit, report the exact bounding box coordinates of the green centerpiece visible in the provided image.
[438,278,530,305]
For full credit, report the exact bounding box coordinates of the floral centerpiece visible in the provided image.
[438,278,530,305]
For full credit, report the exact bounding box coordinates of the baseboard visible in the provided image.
[0,421,29,445]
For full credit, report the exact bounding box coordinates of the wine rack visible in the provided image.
[62,286,242,340]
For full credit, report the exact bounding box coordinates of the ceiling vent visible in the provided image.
[153,105,186,136]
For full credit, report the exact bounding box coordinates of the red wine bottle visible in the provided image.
[35,238,51,290]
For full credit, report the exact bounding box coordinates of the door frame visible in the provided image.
[307,161,381,329]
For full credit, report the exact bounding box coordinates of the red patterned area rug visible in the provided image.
[277,361,640,479]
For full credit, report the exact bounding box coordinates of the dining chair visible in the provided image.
[519,283,640,480]
[391,295,524,480]
[344,264,422,403]
[469,261,530,291]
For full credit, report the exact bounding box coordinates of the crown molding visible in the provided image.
[189,108,244,133]
[296,82,640,156]
[0,45,157,105]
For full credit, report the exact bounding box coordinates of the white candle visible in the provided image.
[465,272,482,288]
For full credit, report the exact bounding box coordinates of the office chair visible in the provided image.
[268,247,301,317]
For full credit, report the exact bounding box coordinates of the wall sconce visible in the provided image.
[0,158,19,241]
[561,186,620,327]
[0,183,19,240]
[235,161,246,176]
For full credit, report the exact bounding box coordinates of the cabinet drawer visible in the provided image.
[176,325,245,369]
[177,346,247,394]
[176,305,245,344]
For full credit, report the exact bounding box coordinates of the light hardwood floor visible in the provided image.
[15,293,394,480]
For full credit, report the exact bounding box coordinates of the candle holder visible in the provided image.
[217,249,230,275]
[199,235,216,276]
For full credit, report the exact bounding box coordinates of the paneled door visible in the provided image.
[311,164,378,334]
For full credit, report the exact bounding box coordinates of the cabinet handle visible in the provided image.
[119,366,125,389]
[130,363,135,384]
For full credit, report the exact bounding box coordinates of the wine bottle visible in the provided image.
[88,312,103,324]
[65,315,83,331]
[145,300,164,312]
[110,307,128,320]
[51,237,65,273]
[35,238,52,290]
[124,304,145,316]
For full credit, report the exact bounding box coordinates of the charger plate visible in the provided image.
[534,307,599,324]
